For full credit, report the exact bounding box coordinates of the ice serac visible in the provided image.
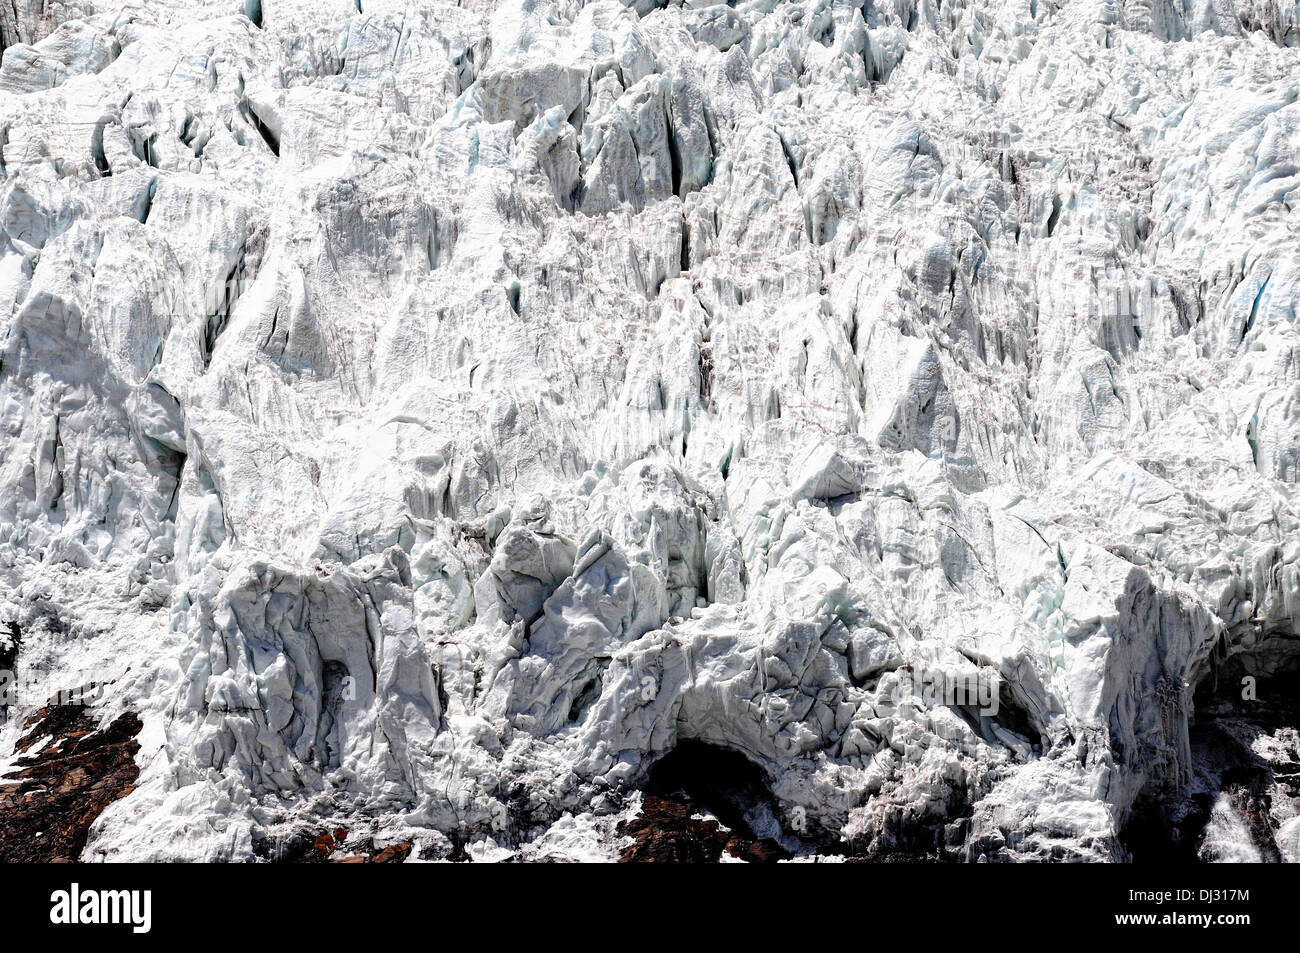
[1,0,1300,862]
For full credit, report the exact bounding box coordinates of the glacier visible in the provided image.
[0,0,1299,862]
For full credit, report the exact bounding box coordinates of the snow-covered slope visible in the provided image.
[1,0,1299,861]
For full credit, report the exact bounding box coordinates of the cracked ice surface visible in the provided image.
[1,0,1300,861]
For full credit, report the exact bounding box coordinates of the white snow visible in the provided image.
[0,0,1298,861]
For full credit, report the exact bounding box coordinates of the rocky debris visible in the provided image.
[324,836,414,865]
[314,828,348,855]
[617,795,788,864]
[249,825,414,864]
[0,700,141,862]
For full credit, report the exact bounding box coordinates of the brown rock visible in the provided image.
[616,794,791,863]
[0,700,142,863]
[371,842,412,864]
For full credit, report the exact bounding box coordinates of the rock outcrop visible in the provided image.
[0,700,141,862]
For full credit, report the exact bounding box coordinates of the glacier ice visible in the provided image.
[1,0,1300,861]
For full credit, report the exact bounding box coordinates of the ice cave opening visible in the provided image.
[1124,643,1300,863]
[643,740,786,844]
